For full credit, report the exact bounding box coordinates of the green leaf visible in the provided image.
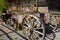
[0,0,7,16]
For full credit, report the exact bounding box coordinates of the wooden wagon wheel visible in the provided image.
[22,15,45,40]
[6,18,17,30]
[50,15,57,31]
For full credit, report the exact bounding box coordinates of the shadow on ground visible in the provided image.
[44,24,60,40]
[0,24,28,40]
[0,24,60,40]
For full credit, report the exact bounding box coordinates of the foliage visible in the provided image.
[0,0,7,16]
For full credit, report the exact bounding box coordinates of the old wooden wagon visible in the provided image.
[1,0,58,40]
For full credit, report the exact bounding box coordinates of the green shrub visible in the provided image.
[0,0,7,16]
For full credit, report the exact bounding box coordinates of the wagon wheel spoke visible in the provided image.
[34,27,43,29]
[34,30,44,36]
[33,24,44,37]
[25,18,30,24]
[25,19,28,23]
[49,25,55,29]
[28,17,37,26]
[34,24,43,29]
[32,25,45,40]
[24,21,29,27]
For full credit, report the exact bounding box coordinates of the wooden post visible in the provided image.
[36,0,38,12]
[7,0,9,13]
[16,0,18,12]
